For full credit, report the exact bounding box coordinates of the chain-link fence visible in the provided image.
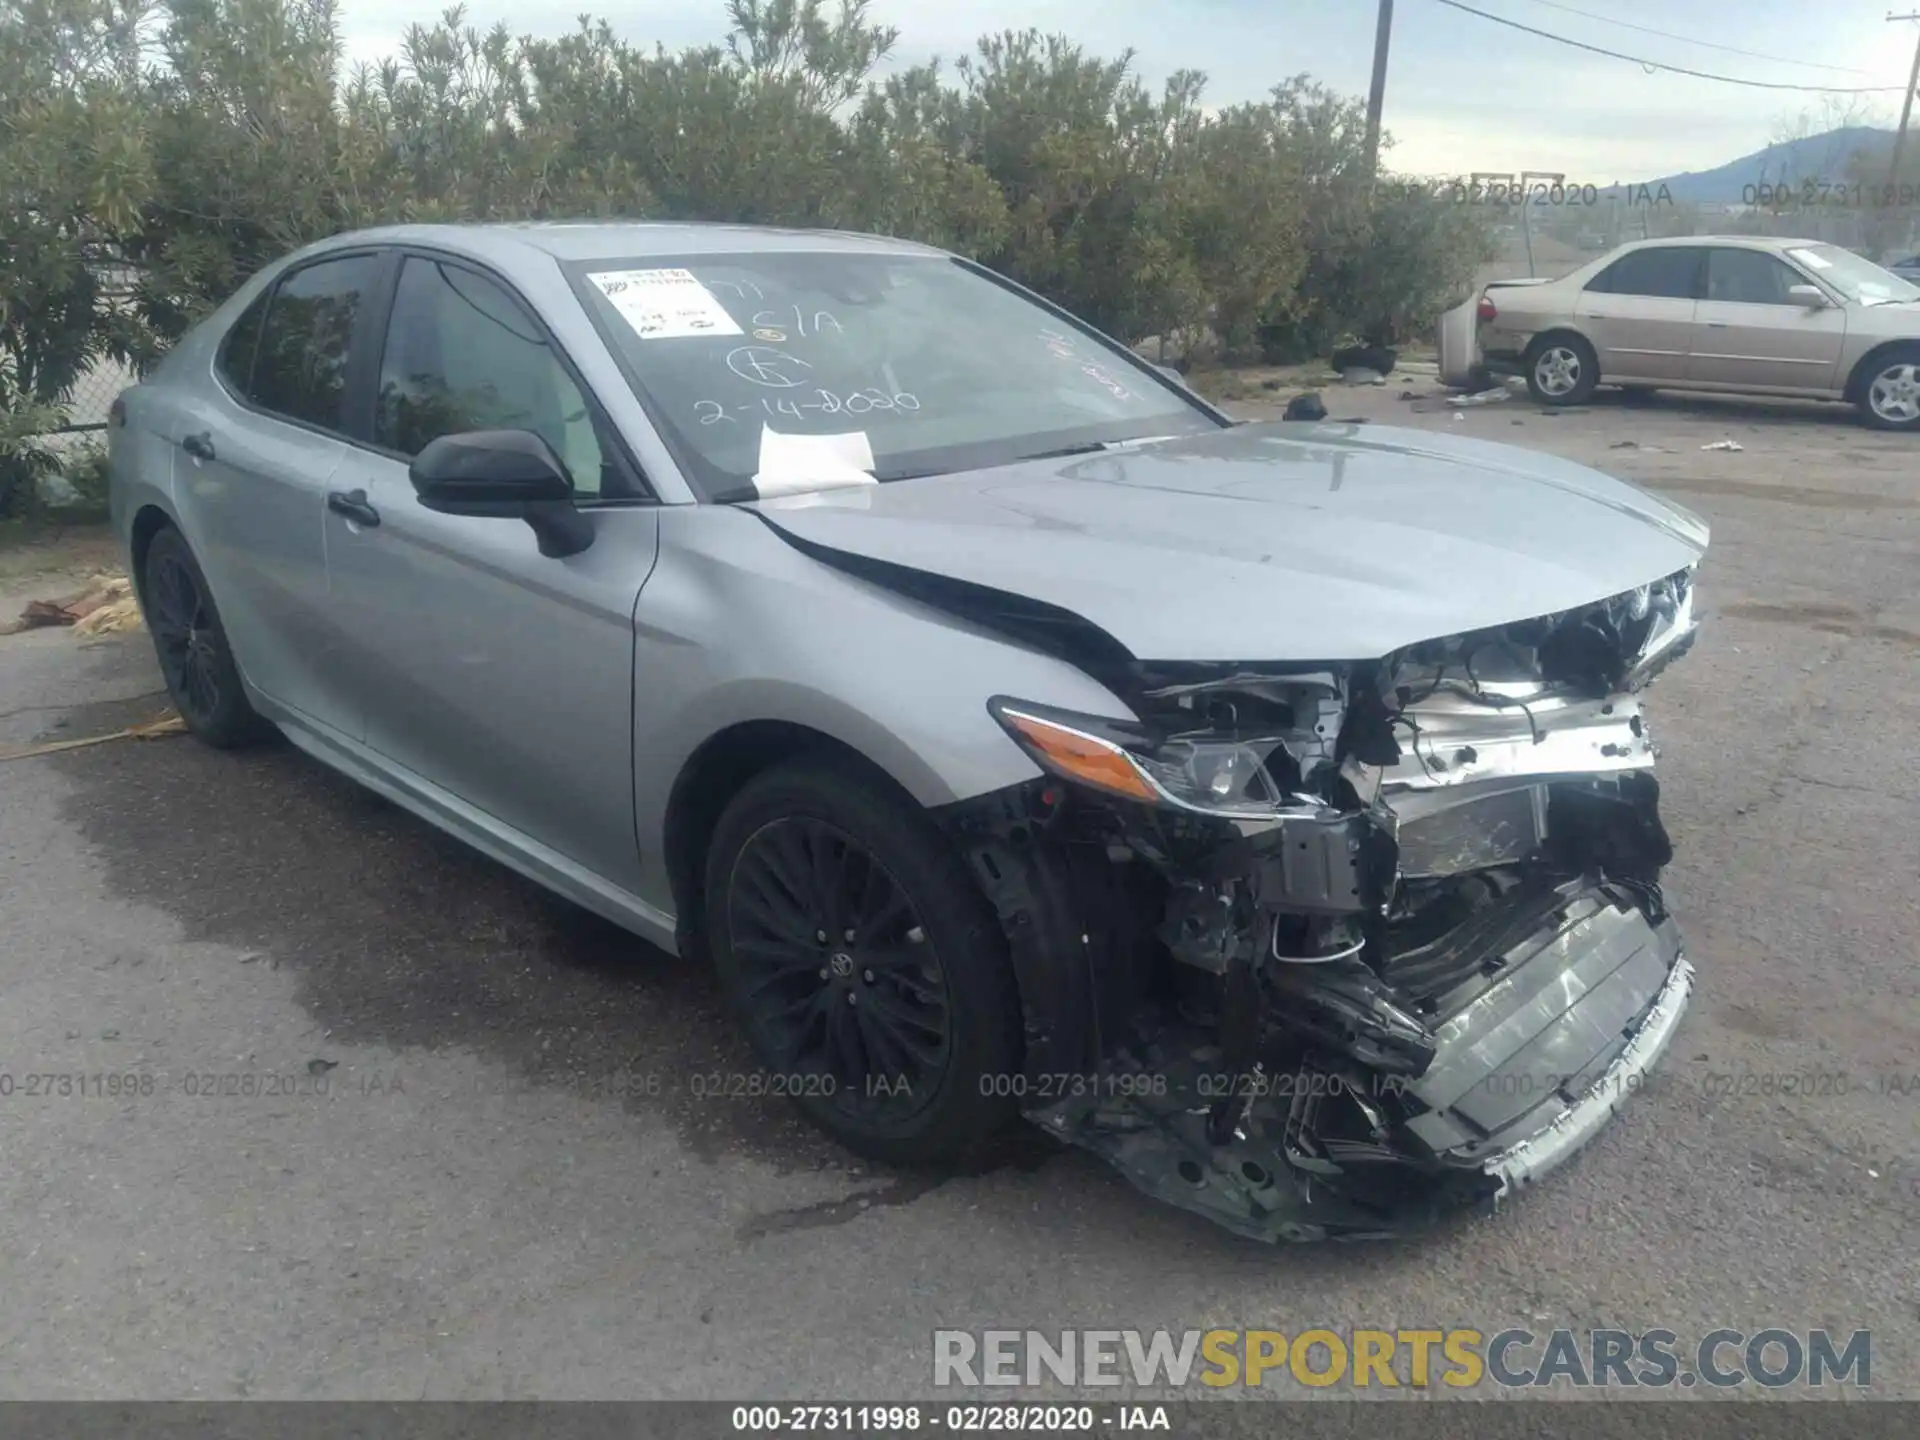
[2,264,146,514]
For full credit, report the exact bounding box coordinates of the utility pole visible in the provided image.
[1363,0,1395,178]
[1879,11,1920,259]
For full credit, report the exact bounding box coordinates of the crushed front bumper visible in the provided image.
[1025,877,1691,1242]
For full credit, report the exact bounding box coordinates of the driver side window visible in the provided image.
[374,256,614,496]
[1706,248,1802,306]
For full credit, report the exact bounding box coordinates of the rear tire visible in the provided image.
[1855,345,1920,431]
[702,755,1022,1166]
[1524,334,1599,406]
[140,525,272,749]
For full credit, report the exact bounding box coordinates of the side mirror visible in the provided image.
[409,429,593,558]
[1787,284,1829,308]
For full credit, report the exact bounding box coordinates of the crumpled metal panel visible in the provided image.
[1402,889,1683,1156]
[1028,878,1688,1241]
[1377,689,1655,796]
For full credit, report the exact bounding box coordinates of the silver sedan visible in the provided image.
[109,222,1708,1242]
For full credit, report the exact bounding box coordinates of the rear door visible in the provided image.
[171,250,390,734]
[1573,247,1704,382]
[1689,246,1847,393]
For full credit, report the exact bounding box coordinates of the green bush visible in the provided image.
[0,404,67,519]
[2,0,1493,415]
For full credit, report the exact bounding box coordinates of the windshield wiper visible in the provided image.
[1012,441,1115,462]
[873,441,1110,483]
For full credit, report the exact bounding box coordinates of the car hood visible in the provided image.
[1855,298,1920,330]
[748,421,1709,663]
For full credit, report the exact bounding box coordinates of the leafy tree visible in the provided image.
[0,0,1496,515]
[0,0,154,511]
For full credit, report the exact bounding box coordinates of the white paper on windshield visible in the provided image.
[587,268,744,340]
[1787,248,1832,270]
[752,427,878,498]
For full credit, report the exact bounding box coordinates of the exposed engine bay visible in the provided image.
[939,567,1700,1241]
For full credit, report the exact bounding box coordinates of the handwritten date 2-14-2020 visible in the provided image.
[695,390,921,425]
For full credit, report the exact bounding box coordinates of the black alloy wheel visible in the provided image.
[141,526,270,748]
[704,757,1022,1165]
[727,815,951,1121]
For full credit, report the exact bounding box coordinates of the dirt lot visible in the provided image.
[1,378,1916,1405]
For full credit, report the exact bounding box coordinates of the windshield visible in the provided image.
[567,251,1221,500]
[1784,244,1920,306]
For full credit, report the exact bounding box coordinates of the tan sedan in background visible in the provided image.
[1462,236,1920,429]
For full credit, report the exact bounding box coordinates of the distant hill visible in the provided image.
[1630,126,1897,205]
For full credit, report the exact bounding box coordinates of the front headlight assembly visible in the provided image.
[988,697,1320,820]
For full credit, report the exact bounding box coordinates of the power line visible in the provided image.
[1509,0,1871,75]
[1431,0,1910,93]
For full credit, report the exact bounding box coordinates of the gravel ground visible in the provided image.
[0,378,1915,1404]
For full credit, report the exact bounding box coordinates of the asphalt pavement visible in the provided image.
[1,382,1915,1400]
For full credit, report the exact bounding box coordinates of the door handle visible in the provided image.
[181,432,216,461]
[327,488,381,527]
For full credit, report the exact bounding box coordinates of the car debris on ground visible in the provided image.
[1701,438,1743,452]
[1,573,144,638]
[1283,392,1328,421]
[1448,386,1514,407]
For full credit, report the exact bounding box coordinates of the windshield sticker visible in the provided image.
[588,268,744,340]
[752,426,877,498]
[1787,249,1832,270]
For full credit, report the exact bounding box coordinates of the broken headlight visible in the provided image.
[988,698,1315,819]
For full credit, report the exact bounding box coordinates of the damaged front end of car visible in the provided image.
[940,567,1700,1241]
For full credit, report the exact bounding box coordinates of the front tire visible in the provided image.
[1856,346,1920,430]
[140,525,272,749]
[703,756,1022,1166]
[1524,334,1599,406]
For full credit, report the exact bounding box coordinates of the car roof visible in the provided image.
[1613,234,1824,252]
[304,220,949,268]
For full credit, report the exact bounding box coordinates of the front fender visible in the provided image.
[629,505,1138,915]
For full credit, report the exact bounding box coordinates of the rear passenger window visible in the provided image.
[250,254,380,432]
[216,291,268,396]
[1588,248,1702,300]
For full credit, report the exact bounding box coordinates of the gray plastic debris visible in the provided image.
[1448,386,1512,407]
[1701,438,1744,452]
[1339,367,1387,386]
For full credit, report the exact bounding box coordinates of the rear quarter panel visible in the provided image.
[107,385,180,563]
[1477,278,1576,362]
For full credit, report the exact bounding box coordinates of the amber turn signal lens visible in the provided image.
[998,709,1159,804]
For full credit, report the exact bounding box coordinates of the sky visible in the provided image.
[335,0,1920,182]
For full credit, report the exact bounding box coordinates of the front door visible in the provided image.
[1689,247,1848,393]
[1573,245,1704,383]
[324,252,660,891]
